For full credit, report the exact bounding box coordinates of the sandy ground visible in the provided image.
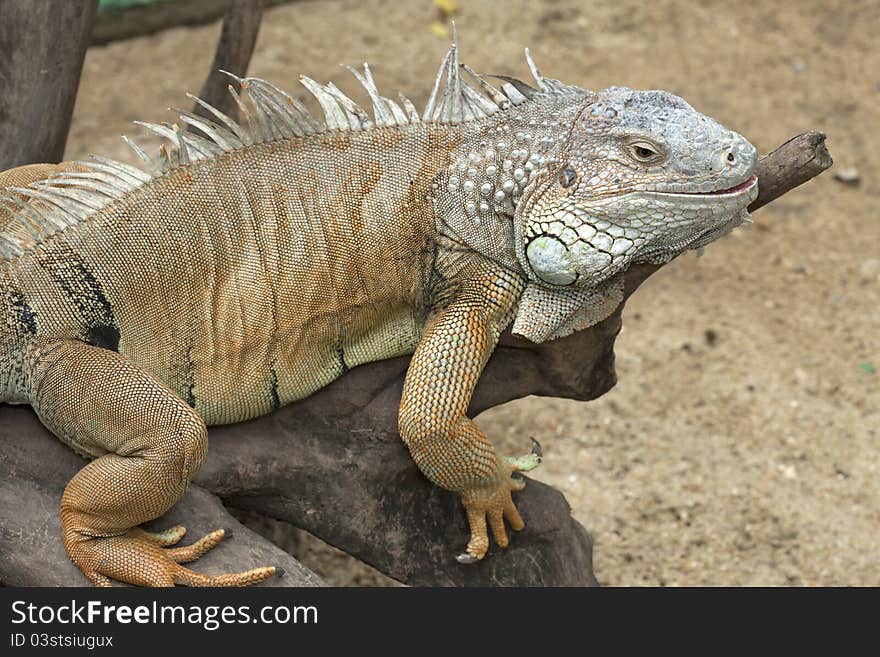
[64,0,878,586]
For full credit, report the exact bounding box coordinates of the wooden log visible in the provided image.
[749,132,832,212]
[0,0,98,169]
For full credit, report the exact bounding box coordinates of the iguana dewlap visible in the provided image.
[0,37,757,586]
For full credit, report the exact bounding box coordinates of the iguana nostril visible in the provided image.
[727,152,735,163]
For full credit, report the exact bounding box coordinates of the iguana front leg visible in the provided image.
[399,264,539,562]
[28,339,279,586]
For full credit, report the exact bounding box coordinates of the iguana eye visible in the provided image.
[557,167,578,188]
[628,142,663,163]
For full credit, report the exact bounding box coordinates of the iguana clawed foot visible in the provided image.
[65,524,282,587]
[456,438,543,564]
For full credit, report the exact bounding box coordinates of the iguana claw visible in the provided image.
[457,440,542,564]
[530,436,543,458]
[455,552,480,565]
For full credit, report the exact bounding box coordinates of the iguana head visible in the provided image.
[515,86,758,288]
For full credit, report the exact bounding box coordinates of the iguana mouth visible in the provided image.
[682,175,758,196]
[645,175,758,198]
[695,175,758,195]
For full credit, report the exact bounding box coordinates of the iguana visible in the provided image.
[0,37,757,587]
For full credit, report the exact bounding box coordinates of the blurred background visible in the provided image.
[23,0,880,584]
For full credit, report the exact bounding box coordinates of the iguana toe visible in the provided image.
[504,437,543,473]
[130,525,187,546]
[457,459,529,564]
[163,527,227,564]
[67,524,278,587]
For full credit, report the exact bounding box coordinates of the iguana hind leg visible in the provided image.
[28,339,280,587]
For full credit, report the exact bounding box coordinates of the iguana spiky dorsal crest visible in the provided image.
[0,34,564,261]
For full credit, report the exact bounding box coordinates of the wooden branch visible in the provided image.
[0,0,98,170]
[192,0,263,122]
[0,132,831,587]
[749,131,832,212]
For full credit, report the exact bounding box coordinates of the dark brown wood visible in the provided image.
[0,134,831,587]
[749,131,832,212]
[0,0,98,169]
[192,0,263,122]
[91,0,288,45]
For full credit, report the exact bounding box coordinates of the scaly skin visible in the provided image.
[0,44,759,584]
